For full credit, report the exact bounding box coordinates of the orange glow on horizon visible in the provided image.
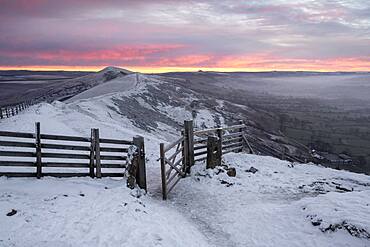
[0,65,369,73]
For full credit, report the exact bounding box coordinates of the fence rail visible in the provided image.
[246,134,304,163]
[0,122,146,190]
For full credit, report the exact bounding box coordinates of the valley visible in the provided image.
[1,69,369,174]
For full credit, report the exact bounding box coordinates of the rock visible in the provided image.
[6,209,17,217]
[127,176,136,189]
[220,180,234,187]
[245,166,258,174]
[311,219,322,226]
[335,185,353,192]
[215,168,225,175]
[288,163,295,168]
[226,167,236,177]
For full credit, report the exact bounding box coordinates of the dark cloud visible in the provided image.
[0,0,369,70]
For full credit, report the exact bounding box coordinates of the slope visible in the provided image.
[0,83,369,246]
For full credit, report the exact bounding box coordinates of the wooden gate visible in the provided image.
[159,137,185,200]
[160,120,247,200]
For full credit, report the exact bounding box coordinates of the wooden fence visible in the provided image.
[160,120,248,200]
[0,122,146,190]
[0,101,34,119]
[245,134,304,163]
[193,120,246,167]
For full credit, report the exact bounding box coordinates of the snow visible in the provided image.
[1,74,370,246]
[0,177,210,247]
[156,105,192,124]
[194,109,224,129]
[168,154,370,247]
[99,66,132,75]
[67,73,138,102]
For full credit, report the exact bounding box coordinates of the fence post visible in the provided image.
[160,143,167,200]
[239,120,245,152]
[217,128,223,160]
[11,107,14,116]
[89,128,95,178]
[15,106,18,115]
[94,129,102,178]
[35,122,42,178]
[0,108,3,119]
[181,130,187,177]
[207,136,221,169]
[281,147,286,160]
[184,120,194,174]
[133,136,146,191]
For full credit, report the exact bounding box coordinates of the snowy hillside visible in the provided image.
[67,73,139,102]
[11,66,134,104]
[0,71,369,247]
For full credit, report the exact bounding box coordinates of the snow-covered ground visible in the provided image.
[0,177,209,247]
[0,73,369,246]
[170,154,370,246]
[1,151,369,246]
[67,73,139,102]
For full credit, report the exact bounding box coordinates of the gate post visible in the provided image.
[217,128,223,161]
[183,120,194,174]
[239,120,245,152]
[133,136,147,191]
[88,128,95,178]
[94,129,102,178]
[206,135,221,169]
[160,143,167,200]
[35,122,42,178]
[181,129,187,177]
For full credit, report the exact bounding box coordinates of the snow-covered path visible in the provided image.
[0,177,211,247]
[166,154,370,247]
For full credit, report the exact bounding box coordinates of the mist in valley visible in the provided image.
[160,71,370,174]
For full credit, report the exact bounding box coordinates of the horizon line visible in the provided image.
[0,66,369,74]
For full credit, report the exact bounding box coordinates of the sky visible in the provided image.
[0,0,369,72]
